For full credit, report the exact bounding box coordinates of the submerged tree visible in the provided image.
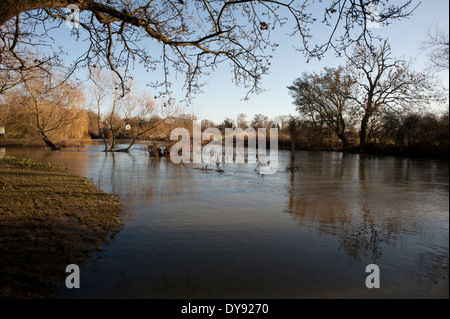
[0,0,419,99]
[118,92,179,152]
[90,66,110,151]
[89,66,178,152]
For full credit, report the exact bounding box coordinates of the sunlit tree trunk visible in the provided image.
[97,114,108,152]
[38,130,59,150]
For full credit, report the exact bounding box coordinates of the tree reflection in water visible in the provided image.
[285,152,448,297]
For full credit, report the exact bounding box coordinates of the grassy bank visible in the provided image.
[0,156,124,298]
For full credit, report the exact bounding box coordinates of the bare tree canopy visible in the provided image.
[2,73,85,149]
[288,66,357,147]
[420,25,449,72]
[346,40,437,146]
[288,40,441,148]
[89,67,177,152]
[0,0,418,98]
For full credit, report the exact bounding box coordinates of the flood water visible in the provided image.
[2,143,449,298]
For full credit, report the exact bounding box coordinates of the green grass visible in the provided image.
[0,156,124,298]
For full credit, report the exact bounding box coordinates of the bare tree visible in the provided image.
[251,114,269,129]
[236,113,248,129]
[89,67,178,152]
[218,117,235,134]
[89,66,110,151]
[288,66,357,148]
[5,75,85,149]
[0,0,418,99]
[272,115,289,131]
[0,15,65,94]
[346,41,435,147]
[89,66,127,151]
[420,26,449,72]
[118,92,179,152]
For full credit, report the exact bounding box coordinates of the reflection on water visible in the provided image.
[285,152,448,297]
[4,145,449,298]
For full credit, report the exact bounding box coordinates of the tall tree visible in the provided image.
[346,41,434,147]
[288,66,357,148]
[89,66,110,151]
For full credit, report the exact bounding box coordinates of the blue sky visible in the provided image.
[189,0,449,123]
[51,0,449,124]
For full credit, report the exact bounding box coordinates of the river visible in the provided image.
[2,143,449,298]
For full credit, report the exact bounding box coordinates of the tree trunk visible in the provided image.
[289,120,296,167]
[337,133,348,149]
[109,126,116,151]
[0,0,71,25]
[360,113,371,147]
[38,130,59,150]
[109,136,116,151]
[97,115,108,152]
[120,136,137,152]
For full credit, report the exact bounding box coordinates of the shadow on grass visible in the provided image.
[0,156,124,298]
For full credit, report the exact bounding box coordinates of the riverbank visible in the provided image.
[2,136,448,160]
[278,137,449,160]
[0,137,90,149]
[0,156,124,298]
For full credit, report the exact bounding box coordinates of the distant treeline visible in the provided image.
[2,105,448,159]
[195,111,449,160]
[283,111,449,159]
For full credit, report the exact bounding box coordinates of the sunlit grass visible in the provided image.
[0,156,124,298]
